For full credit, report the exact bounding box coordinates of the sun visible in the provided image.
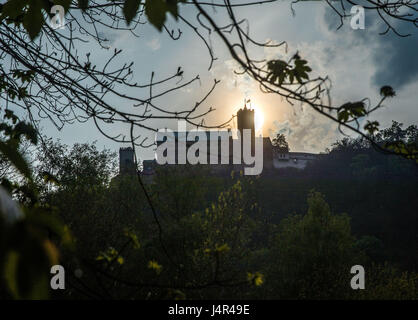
[254,107,264,134]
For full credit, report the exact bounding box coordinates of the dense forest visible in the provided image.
[1,113,416,300]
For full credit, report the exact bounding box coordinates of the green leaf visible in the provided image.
[215,243,230,254]
[41,171,59,185]
[145,0,166,31]
[144,0,180,31]
[247,272,264,286]
[350,102,366,117]
[267,59,288,85]
[380,85,396,98]
[22,1,44,41]
[4,251,20,299]
[0,140,32,180]
[165,0,179,20]
[123,0,141,25]
[148,260,162,274]
[78,0,89,11]
[124,229,140,249]
[288,71,294,84]
[4,109,18,124]
[53,0,72,12]
[0,0,26,21]
[364,121,380,135]
[14,122,38,144]
[25,209,73,248]
[337,110,349,123]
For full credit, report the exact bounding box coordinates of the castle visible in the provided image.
[119,105,319,179]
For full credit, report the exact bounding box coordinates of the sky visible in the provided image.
[33,1,417,160]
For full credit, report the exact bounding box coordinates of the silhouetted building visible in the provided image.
[119,105,319,181]
[273,151,318,169]
[119,147,136,174]
[237,105,255,143]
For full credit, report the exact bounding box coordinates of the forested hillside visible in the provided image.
[2,119,416,299]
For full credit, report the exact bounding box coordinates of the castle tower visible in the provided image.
[237,104,255,157]
[119,147,135,174]
[237,104,255,139]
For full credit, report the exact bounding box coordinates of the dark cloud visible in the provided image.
[323,5,418,91]
[371,28,418,90]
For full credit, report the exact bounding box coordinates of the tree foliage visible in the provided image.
[0,0,417,300]
[271,133,289,153]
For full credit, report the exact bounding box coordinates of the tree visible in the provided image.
[35,139,117,193]
[0,111,71,299]
[272,133,289,153]
[28,140,266,299]
[357,263,418,300]
[267,191,366,299]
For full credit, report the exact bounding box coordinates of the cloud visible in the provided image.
[146,37,161,51]
[321,5,418,92]
[269,105,339,153]
[209,4,417,153]
[210,58,257,98]
[371,28,418,90]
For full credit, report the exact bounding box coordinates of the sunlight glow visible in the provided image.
[254,107,264,134]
